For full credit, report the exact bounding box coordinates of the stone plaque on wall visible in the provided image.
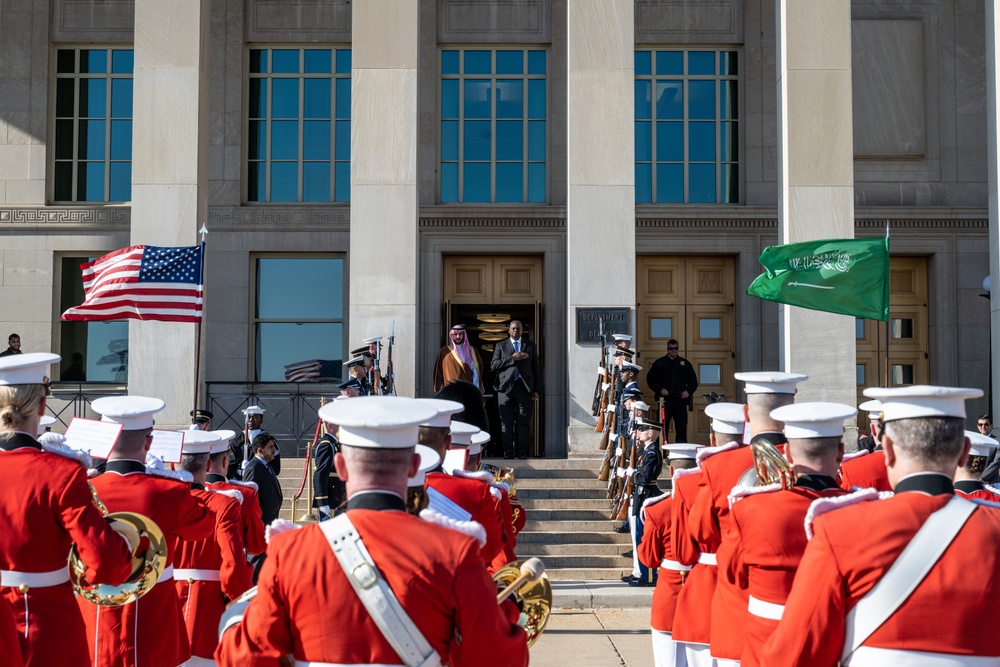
[576,308,631,344]
[247,0,351,41]
[54,0,135,41]
[439,0,550,44]
[635,0,742,45]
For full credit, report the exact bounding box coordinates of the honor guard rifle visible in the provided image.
[383,321,396,395]
[591,321,607,418]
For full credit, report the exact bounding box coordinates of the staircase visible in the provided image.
[273,454,644,581]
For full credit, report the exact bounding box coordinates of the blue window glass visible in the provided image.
[59,257,130,382]
[304,79,331,119]
[304,49,331,74]
[55,48,134,202]
[248,48,351,202]
[465,51,491,74]
[636,49,739,203]
[464,163,491,201]
[440,49,546,203]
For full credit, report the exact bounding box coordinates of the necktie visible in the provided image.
[513,340,521,381]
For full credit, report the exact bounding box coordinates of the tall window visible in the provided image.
[53,49,134,203]
[253,256,345,382]
[634,50,739,204]
[58,257,129,382]
[440,49,547,203]
[248,48,351,203]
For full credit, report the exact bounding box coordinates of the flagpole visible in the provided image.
[193,226,208,418]
[883,220,891,387]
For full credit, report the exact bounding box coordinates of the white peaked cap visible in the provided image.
[318,396,436,449]
[663,443,703,459]
[449,420,479,446]
[37,415,57,436]
[243,405,266,416]
[770,402,858,439]
[632,401,650,412]
[859,399,883,420]
[417,399,464,428]
[92,395,165,431]
[209,430,236,455]
[362,336,382,344]
[612,334,633,341]
[965,430,1000,457]
[621,362,642,373]
[181,429,223,455]
[469,430,490,456]
[407,445,441,487]
[705,402,745,435]
[735,371,808,395]
[863,385,983,422]
[0,352,60,385]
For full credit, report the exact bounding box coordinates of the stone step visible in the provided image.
[546,567,634,581]
[522,508,616,522]
[518,498,611,510]
[524,520,626,532]
[517,543,629,556]
[516,554,634,569]
[518,478,600,490]
[482,457,603,470]
[518,487,609,500]
[513,468,598,479]
[516,530,630,545]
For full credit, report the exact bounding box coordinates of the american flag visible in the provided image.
[283,359,342,383]
[61,244,204,323]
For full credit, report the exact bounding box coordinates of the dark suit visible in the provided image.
[491,336,541,458]
[243,455,283,526]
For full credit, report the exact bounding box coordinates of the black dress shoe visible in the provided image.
[502,454,513,460]
[614,523,630,534]
[628,578,655,587]
[620,575,638,583]
[621,550,633,558]
[518,454,528,459]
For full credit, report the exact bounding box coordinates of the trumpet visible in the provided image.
[492,558,552,647]
[70,483,168,606]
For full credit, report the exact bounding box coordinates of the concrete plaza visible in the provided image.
[531,608,653,666]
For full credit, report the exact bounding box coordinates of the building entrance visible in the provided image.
[443,256,543,457]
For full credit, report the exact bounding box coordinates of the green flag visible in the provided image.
[747,237,890,321]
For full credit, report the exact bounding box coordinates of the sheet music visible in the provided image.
[64,417,123,460]
[148,430,185,464]
[426,487,473,522]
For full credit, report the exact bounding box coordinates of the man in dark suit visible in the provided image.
[243,432,283,526]
[490,320,541,459]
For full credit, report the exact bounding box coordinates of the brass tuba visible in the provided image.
[69,483,168,606]
[492,558,552,647]
[739,435,794,489]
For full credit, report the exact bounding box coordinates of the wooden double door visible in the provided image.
[636,256,736,445]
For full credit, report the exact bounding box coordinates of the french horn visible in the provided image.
[737,435,794,489]
[69,483,168,606]
[492,558,552,647]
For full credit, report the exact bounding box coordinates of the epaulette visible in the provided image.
[145,453,164,470]
[696,441,740,466]
[225,479,259,492]
[841,449,870,463]
[641,490,671,512]
[87,468,100,478]
[211,488,244,505]
[265,518,301,545]
[672,466,701,483]
[419,507,487,547]
[804,488,893,540]
[146,467,194,484]
[451,469,493,485]
[728,482,782,509]
[40,441,92,469]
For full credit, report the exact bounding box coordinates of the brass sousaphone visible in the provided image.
[69,483,169,606]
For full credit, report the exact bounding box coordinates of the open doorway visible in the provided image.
[447,303,543,457]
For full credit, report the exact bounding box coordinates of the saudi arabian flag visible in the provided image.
[747,236,890,321]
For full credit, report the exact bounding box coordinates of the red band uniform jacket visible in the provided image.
[80,460,215,667]
[669,467,717,646]
[638,492,684,632]
[206,474,267,556]
[0,433,133,667]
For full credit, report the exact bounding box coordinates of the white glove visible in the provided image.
[241,459,250,471]
[318,505,331,521]
[626,467,635,476]
[610,432,618,440]
[616,468,626,478]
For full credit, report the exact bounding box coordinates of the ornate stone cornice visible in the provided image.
[0,207,130,229]
[207,206,350,230]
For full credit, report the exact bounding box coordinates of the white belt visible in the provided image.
[174,568,221,582]
[846,647,1000,667]
[157,565,174,583]
[697,553,717,566]
[660,559,692,572]
[296,663,410,667]
[747,595,784,621]
[0,567,70,589]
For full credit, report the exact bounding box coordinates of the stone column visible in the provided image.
[566,1,634,450]
[987,1,1000,420]
[350,0,419,396]
[128,0,210,427]
[775,0,856,405]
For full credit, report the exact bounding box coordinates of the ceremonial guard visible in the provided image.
[689,371,805,667]
[422,409,510,574]
[838,399,891,492]
[627,417,664,587]
[81,395,215,667]
[173,430,252,666]
[206,433,267,559]
[0,353,134,667]
[313,398,347,520]
[671,402,744,667]
[230,405,277,477]
[764,385,1000,666]
[343,356,371,395]
[726,402,855,667]
[953,429,1000,500]
[639,443,701,667]
[189,408,213,431]
[215,396,528,666]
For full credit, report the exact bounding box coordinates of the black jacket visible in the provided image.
[243,455,284,526]
[646,355,698,403]
[490,337,541,394]
[632,442,663,517]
